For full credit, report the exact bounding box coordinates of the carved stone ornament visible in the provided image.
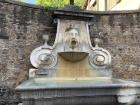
[89,47,111,69]
[30,46,57,69]
[64,27,80,51]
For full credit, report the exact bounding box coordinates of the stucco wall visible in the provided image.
[0,0,140,104]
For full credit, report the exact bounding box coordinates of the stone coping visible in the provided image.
[1,0,140,14]
[53,9,94,21]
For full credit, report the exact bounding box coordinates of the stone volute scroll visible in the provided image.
[89,38,111,69]
[30,35,57,70]
[89,37,112,76]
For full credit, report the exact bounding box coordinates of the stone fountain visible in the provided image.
[16,2,140,105]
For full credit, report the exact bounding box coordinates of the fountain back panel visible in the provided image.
[16,9,140,105]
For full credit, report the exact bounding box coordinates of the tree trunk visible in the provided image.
[70,0,74,5]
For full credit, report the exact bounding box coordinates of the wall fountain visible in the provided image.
[16,2,140,105]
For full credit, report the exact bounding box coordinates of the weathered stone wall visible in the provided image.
[0,0,140,104]
[89,13,140,80]
[0,0,56,104]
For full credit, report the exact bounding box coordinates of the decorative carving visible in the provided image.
[39,53,56,69]
[65,27,80,51]
[89,47,111,69]
[30,35,57,69]
[94,38,103,47]
[30,48,57,69]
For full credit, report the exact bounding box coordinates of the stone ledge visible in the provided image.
[53,9,94,21]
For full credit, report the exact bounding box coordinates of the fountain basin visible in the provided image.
[58,52,88,62]
[16,77,140,105]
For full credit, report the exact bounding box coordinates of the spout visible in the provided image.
[70,38,78,49]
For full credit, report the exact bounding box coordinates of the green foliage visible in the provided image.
[36,0,85,8]
[74,0,85,7]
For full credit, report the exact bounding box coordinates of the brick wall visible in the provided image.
[0,0,140,104]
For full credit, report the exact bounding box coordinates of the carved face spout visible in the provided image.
[65,28,80,51]
[70,38,78,49]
